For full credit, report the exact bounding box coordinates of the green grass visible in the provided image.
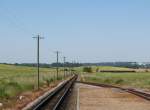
[82,72,150,89]
[0,64,66,99]
[0,64,148,100]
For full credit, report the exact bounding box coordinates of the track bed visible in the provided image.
[64,83,150,110]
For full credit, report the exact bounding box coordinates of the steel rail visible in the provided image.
[31,75,77,110]
[52,76,76,110]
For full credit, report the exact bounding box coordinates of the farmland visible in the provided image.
[1,64,150,109]
[0,64,66,100]
[1,64,149,100]
[75,66,134,72]
[75,66,150,90]
[81,72,150,90]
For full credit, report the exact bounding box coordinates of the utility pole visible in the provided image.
[54,51,60,80]
[33,35,44,90]
[63,57,66,78]
[69,61,72,76]
[72,61,74,75]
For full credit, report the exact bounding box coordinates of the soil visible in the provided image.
[78,83,150,110]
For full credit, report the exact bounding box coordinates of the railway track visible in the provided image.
[77,81,150,101]
[23,75,77,110]
[23,77,149,110]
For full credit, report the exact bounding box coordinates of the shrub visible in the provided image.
[0,88,8,98]
[83,67,92,73]
[104,79,111,83]
[115,79,124,84]
[43,77,55,86]
[96,68,99,72]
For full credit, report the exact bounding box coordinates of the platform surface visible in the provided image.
[77,83,150,110]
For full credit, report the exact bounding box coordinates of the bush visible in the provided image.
[43,77,55,86]
[104,79,112,83]
[115,79,124,84]
[83,67,92,73]
[0,81,23,99]
[96,68,99,72]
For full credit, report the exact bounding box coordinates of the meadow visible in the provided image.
[77,66,150,90]
[1,64,150,104]
[75,66,133,72]
[0,64,66,100]
[81,72,150,89]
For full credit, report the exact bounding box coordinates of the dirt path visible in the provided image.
[76,83,150,110]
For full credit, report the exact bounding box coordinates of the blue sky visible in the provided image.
[0,0,150,63]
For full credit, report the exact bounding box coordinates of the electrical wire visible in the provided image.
[0,2,34,36]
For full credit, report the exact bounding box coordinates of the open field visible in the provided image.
[92,66,133,71]
[75,66,150,90]
[81,72,150,90]
[1,64,150,109]
[0,64,66,101]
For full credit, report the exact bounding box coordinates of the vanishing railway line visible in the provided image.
[23,75,77,110]
[34,75,77,110]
